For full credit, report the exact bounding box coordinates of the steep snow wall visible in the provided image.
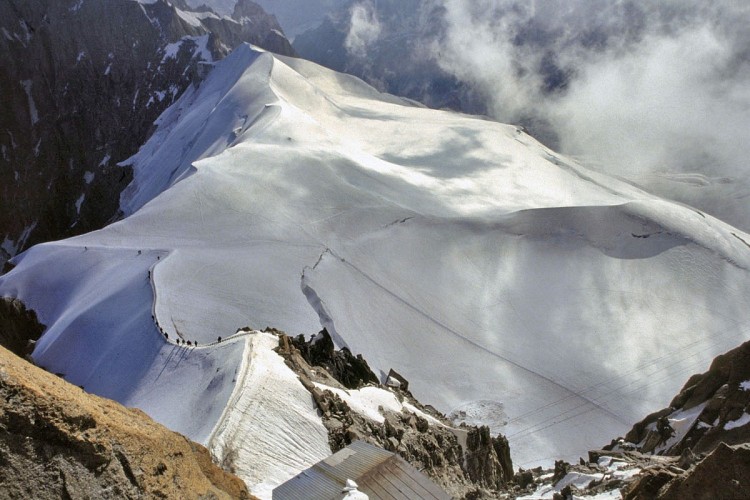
[208,331,330,499]
[4,44,750,469]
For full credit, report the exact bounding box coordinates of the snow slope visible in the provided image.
[209,331,330,499]
[0,244,245,444]
[4,44,750,471]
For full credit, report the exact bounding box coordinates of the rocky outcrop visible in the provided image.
[616,339,750,457]
[503,443,750,499]
[464,426,514,491]
[505,449,696,500]
[289,328,379,389]
[225,0,293,55]
[656,442,750,500]
[0,296,45,358]
[0,0,293,268]
[608,442,750,500]
[0,344,253,499]
[278,330,513,499]
[586,339,750,499]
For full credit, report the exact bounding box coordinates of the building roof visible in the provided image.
[273,440,452,500]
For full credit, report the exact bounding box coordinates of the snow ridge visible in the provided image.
[208,331,330,499]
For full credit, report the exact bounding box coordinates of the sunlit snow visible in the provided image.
[209,331,330,498]
[4,45,750,478]
[725,413,750,431]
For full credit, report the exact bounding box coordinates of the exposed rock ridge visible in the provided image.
[288,327,379,389]
[579,338,750,499]
[615,339,750,457]
[654,442,750,500]
[276,328,513,499]
[0,344,253,499]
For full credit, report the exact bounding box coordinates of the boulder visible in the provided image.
[658,442,750,500]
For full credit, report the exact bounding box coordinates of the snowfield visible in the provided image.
[4,43,750,488]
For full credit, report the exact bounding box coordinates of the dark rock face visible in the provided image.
[622,467,681,500]
[464,425,513,491]
[0,297,45,358]
[290,328,379,389]
[657,442,750,500]
[0,0,293,268]
[617,339,750,457]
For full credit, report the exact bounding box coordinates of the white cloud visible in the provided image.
[551,25,748,176]
[425,0,750,224]
[424,0,750,225]
[345,1,382,58]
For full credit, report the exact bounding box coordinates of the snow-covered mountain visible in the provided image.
[293,0,484,114]
[292,1,750,237]
[0,0,292,268]
[182,0,349,39]
[4,42,750,492]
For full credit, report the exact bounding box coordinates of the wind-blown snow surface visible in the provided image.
[4,44,750,471]
[209,331,330,498]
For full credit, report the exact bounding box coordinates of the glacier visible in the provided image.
[3,43,750,491]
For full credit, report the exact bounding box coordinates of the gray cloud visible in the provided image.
[344,1,383,58]
[424,0,750,225]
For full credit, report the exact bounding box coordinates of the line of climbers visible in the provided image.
[151,312,232,348]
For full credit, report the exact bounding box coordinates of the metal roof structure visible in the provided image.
[272,440,452,500]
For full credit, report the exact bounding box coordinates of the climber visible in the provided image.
[657,415,674,441]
